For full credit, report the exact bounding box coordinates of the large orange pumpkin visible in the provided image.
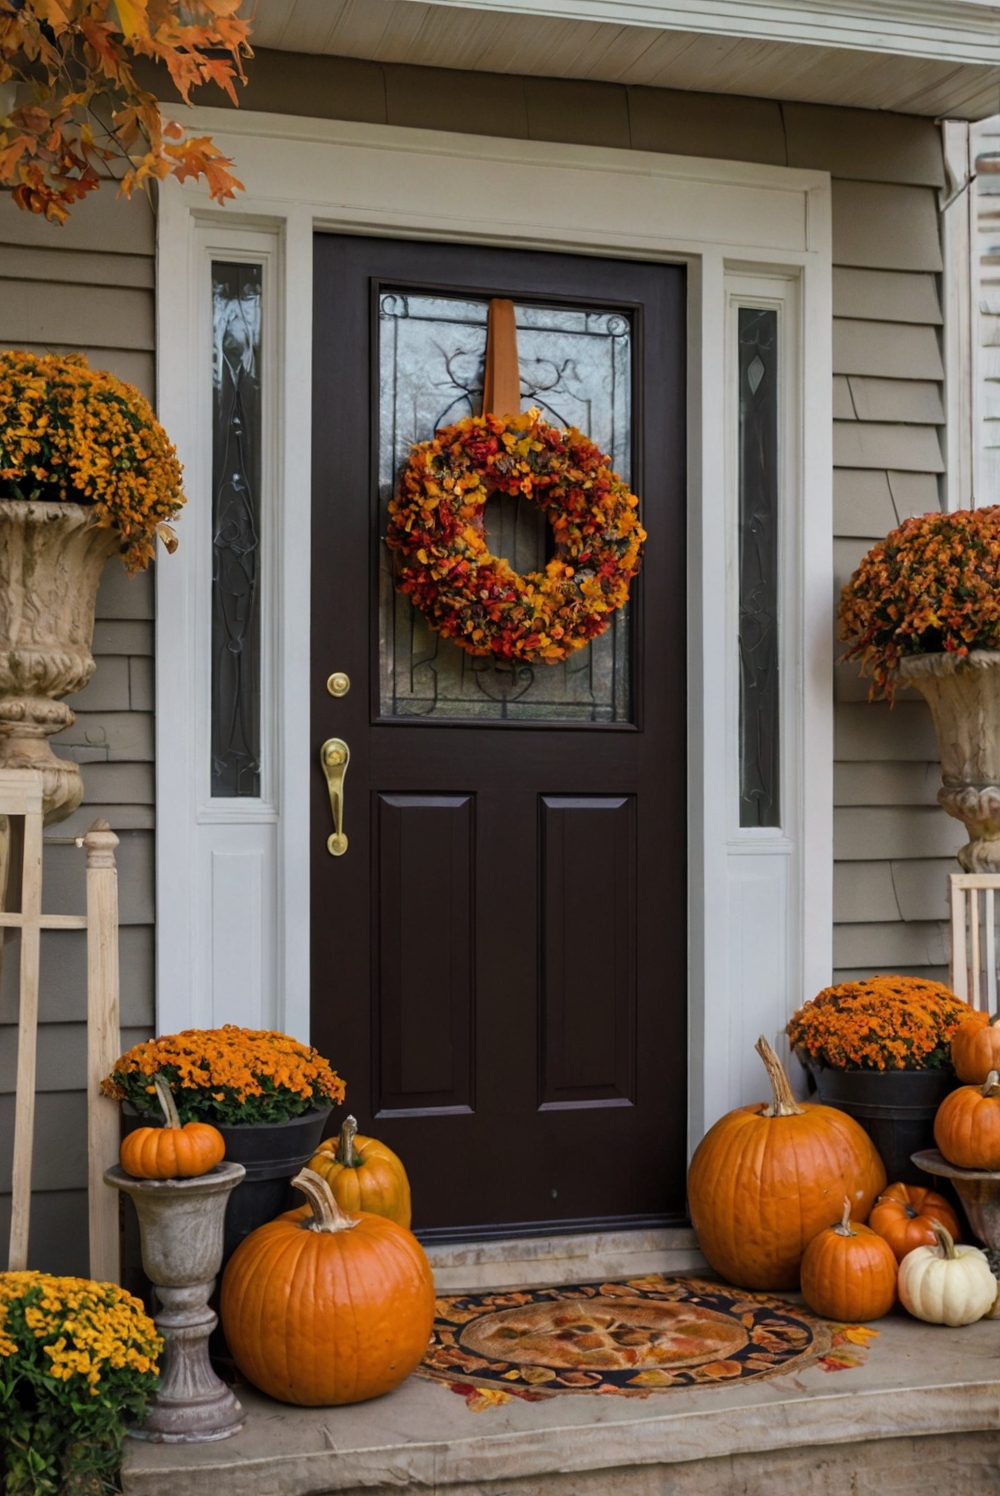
[951,1011,1000,1085]
[868,1182,961,1263]
[220,1167,435,1406]
[308,1115,412,1227]
[119,1075,225,1180]
[934,1070,1000,1169]
[799,1198,898,1322]
[687,1037,886,1290]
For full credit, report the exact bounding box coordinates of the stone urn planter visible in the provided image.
[0,500,118,824]
[898,650,1000,872]
[105,1161,246,1442]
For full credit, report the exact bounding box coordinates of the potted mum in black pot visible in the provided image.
[103,1025,345,1264]
[787,976,968,1184]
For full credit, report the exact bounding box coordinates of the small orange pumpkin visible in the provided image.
[220,1168,434,1406]
[800,1198,898,1322]
[934,1069,1000,1169]
[868,1183,961,1263]
[687,1037,886,1291]
[308,1115,412,1227]
[951,1010,1000,1085]
[119,1075,226,1180]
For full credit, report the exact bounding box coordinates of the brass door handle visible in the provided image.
[321,738,350,856]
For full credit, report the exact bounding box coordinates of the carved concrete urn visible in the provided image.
[0,500,118,824]
[898,651,1000,871]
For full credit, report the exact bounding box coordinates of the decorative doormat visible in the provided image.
[416,1275,879,1410]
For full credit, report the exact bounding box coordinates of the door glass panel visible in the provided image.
[737,306,780,827]
[211,261,262,796]
[378,293,633,722]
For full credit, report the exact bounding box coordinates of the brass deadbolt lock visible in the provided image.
[326,672,350,698]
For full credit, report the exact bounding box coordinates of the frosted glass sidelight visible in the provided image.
[211,262,262,797]
[378,292,634,723]
[738,306,780,828]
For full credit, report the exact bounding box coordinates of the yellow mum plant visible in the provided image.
[0,1272,161,1495]
[103,1025,346,1125]
[0,349,185,572]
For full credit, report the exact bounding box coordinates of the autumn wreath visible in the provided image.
[385,408,646,663]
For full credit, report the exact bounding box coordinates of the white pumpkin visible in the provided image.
[898,1225,997,1327]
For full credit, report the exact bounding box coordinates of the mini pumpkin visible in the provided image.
[951,1010,1000,1085]
[799,1198,898,1322]
[897,1224,998,1326]
[119,1075,226,1180]
[934,1069,1000,1170]
[220,1168,435,1406]
[687,1037,886,1291]
[868,1183,961,1263]
[308,1115,412,1227]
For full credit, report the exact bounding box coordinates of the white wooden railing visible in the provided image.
[950,872,1000,1011]
[4,769,121,1282]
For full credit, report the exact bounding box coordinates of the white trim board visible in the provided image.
[155,109,833,1144]
[386,0,1000,62]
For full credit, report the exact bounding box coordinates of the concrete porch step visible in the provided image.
[124,1314,1000,1496]
[422,1226,707,1292]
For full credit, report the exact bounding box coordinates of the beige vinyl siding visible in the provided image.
[0,186,156,1276]
[829,162,952,984]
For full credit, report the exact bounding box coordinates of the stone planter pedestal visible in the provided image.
[105,1162,246,1442]
[899,650,1000,872]
[913,1148,1000,1274]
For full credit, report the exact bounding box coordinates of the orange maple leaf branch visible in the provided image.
[0,0,250,221]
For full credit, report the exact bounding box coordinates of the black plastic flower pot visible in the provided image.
[213,1108,334,1264]
[810,1067,958,1185]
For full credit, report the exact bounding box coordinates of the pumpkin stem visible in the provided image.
[292,1167,359,1234]
[832,1196,855,1237]
[756,1036,805,1118]
[933,1223,959,1260]
[982,1070,1000,1098]
[153,1074,182,1131]
[336,1115,359,1169]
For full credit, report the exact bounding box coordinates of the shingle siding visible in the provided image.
[0,185,156,1276]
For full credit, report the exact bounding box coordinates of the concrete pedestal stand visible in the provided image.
[105,1161,246,1442]
[913,1148,1000,1274]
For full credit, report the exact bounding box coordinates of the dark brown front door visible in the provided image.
[312,235,686,1238]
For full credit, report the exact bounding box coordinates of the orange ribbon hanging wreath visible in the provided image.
[481,298,521,420]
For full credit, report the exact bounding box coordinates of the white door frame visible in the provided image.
[155,108,833,1147]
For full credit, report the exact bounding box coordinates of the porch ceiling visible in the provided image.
[247,0,1000,119]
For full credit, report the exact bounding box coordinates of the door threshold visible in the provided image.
[420,1222,707,1293]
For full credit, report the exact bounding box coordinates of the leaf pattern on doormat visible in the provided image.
[417,1275,877,1408]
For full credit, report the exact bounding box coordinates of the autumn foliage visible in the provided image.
[0,0,251,223]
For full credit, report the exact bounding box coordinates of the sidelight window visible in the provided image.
[737,306,780,828]
[211,261,263,798]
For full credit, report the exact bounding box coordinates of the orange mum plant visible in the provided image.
[0,0,250,224]
[0,349,184,570]
[102,1025,346,1125]
[788,977,969,1072]
[839,506,1000,702]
